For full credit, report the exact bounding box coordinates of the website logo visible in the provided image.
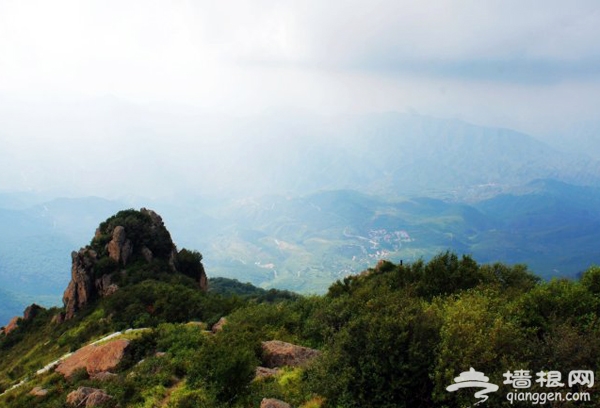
[446,367,499,406]
[446,367,594,405]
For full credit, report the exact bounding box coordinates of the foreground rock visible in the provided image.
[261,398,292,408]
[56,339,129,379]
[261,340,321,368]
[66,387,113,407]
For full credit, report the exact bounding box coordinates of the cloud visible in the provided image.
[0,0,600,135]
[223,1,600,84]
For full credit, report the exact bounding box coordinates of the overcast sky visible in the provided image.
[1,1,600,197]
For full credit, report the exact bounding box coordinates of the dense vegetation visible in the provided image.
[1,252,600,407]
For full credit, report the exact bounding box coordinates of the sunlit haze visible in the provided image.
[1,1,600,198]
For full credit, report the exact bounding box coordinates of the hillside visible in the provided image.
[1,215,600,408]
[1,115,600,322]
[203,182,600,290]
[2,177,600,319]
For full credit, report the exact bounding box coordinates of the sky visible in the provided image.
[1,1,600,197]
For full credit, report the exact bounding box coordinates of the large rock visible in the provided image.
[107,225,133,265]
[66,387,113,407]
[56,338,130,379]
[261,398,292,408]
[63,249,98,320]
[261,340,321,368]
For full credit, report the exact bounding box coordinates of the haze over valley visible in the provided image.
[2,107,600,325]
[2,1,600,326]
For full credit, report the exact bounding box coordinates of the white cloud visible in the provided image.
[0,1,599,139]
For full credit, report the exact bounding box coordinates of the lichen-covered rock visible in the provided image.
[56,339,130,379]
[261,340,321,368]
[66,387,113,407]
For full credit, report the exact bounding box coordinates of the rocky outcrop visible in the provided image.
[23,303,44,321]
[61,208,208,320]
[1,316,20,336]
[261,340,321,368]
[1,303,46,336]
[107,226,133,265]
[66,387,113,407]
[260,398,292,408]
[63,249,98,320]
[56,338,130,379]
[95,274,119,297]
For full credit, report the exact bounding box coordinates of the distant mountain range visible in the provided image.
[1,113,600,325]
[219,112,600,199]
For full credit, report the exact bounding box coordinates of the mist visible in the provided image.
[1,1,600,199]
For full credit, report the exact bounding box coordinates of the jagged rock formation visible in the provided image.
[23,303,43,321]
[61,208,208,320]
[63,249,97,320]
[0,317,20,336]
[107,225,133,265]
[1,303,46,336]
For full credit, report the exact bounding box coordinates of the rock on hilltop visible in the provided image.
[62,208,207,320]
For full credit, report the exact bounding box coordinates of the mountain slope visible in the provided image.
[2,249,600,407]
[2,178,600,314]
[232,113,600,198]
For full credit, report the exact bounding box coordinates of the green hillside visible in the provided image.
[0,210,600,408]
[2,180,600,317]
[2,234,600,407]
